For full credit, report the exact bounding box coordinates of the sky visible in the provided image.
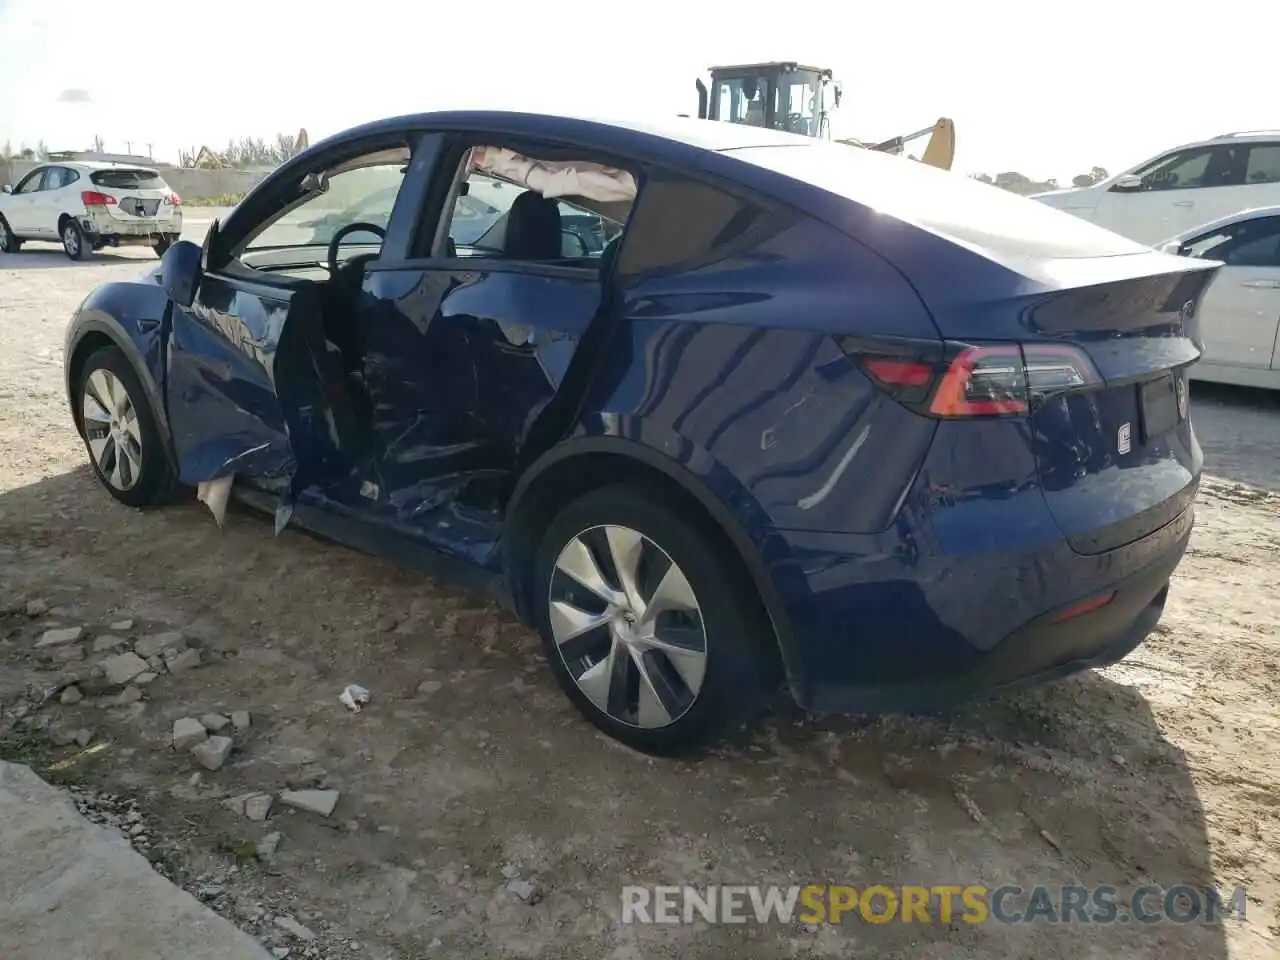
[1,0,1277,181]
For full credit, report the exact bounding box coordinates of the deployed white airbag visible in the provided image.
[468,146,636,203]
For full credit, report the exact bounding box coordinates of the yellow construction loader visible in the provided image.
[694,61,955,171]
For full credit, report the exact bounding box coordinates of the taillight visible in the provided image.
[81,190,116,206]
[850,340,1101,419]
[165,192,182,206]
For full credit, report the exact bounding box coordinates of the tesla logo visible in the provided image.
[1117,422,1132,455]
[1176,376,1188,419]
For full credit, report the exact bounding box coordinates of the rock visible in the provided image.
[109,619,134,631]
[273,916,315,941]
[222,794,249,816]
[200,713,231,733]
[197,884,224,899]
[49,728,77,747]
[278,789,339,817]
[172,717,208,751]
[146,656,164,672]
[74,728,94,747]
[51,644,86,662]
[244,793,273,822]
[113,685,143,707]
[165,648,202,673]
[36,626,84,648]
[102,651,148,686]
[416,680,443,697]
[188,772,203,787]
[26,599,49,617]
[507,878,542,904]
[500,863,520,880]
[91,635,127,653]
[59,685,83,705]
[272,949,291,960]
[134,672,158,685]
[88,664,105,679]
[191,735,233,771]
[257,831,282,858]
[135,630,185,659]
[230,710,251,731]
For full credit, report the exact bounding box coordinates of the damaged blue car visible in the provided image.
[63,111,1216,754]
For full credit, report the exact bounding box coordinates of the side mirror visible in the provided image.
[159,240,203,308]
[1109,174,1144,193]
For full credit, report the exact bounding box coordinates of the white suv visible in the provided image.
[0,161,183,260]
[1032,131,1280,246]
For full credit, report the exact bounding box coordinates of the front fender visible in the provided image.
[64,277,177,470]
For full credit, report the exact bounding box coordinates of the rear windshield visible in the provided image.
[90,168,167,190]
[729,142,1151,261]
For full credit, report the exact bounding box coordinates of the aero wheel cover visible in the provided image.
[63,224,80,256]
[548,524,709,729]
[81,368,143,491]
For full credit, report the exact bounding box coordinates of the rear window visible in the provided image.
[90,168,167,190]
[728,142,1151,261]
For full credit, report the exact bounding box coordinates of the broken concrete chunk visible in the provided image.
[191,735,233,771]
[222,794,250,817]
[109,619,134,631]
[73,728,94,748]
[244,793,273,822]
[134,672,158,685]
[113,685,143,707]
[165,648,202,673]
[278,789,339,818]
[59,685,83,705]
[52,644,86,662]
[416,680,443,697]
[271,949,291,960]
[49,728,77,747]
[101,651,149,686]
[273,915,313,941]
[200,713,231,733]
[26,599,49,617]
[507,878,542,904]
[230,710,251,730]
[135,630,185,659]
[35,626,84,648]
[91,635,127,653]
[172,717,208,751]
[257,831,282,859]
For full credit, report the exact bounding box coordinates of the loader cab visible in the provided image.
[697,62,841,139]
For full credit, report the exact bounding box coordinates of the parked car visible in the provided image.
[62,110,1217,754]
[1156,205,1280,389]
[0,161,182,260]
[1032,131,1280,245]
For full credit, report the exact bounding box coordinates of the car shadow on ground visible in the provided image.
[1190,380,1280,493]
[0,465,1233,958]
[0,248,156,269]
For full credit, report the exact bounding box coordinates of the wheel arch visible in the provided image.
[503,435,807,699]
[65,308,178,472]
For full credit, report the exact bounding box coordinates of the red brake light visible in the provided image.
[81,190,116,206]
[165,192,182,206]
[849,340,1102,419]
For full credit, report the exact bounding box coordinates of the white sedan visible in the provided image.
[1158,206,1280,390]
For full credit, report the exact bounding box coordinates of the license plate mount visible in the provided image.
[1139,374,1179,443]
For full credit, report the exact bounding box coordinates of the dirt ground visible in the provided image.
[1,230,1277,959]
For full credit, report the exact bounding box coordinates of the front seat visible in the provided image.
[504,191,562,260]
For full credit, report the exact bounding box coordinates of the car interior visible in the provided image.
[217,141,637,516]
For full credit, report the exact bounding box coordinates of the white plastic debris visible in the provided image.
[196,476,234,527]
[339,684,370,713]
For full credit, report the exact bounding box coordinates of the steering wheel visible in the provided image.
[327,221,386,277]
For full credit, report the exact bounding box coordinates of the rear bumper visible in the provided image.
[774,500,1194,714]
[81,210,181,245]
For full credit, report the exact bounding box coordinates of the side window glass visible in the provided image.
[1134,148,1213,191]
[439,145,635,264]
[45,167,67,189]
[1245,144,1280,185]
[1183,217,1280,266]
[615,168,775,277]
[15,169,45,193]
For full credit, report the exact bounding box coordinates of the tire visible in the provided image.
[75,345,177,507]
[532,482,781,755]
[153,237,172,257]
[0,215,20,253]
[61,218,90,260]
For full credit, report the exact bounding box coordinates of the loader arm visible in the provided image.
[868,118,956,171]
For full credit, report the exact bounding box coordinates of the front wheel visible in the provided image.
[61,219,89,260]
[0,215,21,253]
[76,345,177,507]
[532,483,781,755]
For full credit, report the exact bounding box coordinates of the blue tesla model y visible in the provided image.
[61,111,1216,754]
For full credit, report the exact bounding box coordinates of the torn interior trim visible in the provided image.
[197,475,234,528]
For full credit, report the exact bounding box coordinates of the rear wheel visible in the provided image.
[75,346,177,507]
[0,216,20,253]
[61,219,89,260]
[532,483,780,755]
